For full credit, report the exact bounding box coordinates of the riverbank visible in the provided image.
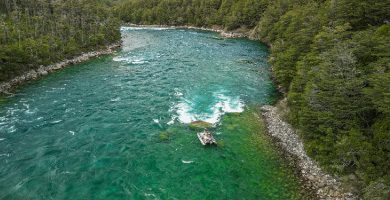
[0,29,306,199]
[0,42,122,95]
[261,99,356,200]
[123,23,253,39]
[116,25,356,199]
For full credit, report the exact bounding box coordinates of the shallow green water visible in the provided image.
[0,27,303,199]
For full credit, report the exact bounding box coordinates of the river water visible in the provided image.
[0,27,304,199]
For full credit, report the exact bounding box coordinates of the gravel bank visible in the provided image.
[261,104,357,200]
[123,23,251,39]
[0,42,121,95]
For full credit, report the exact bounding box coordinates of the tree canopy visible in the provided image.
[0,0,121,81]
[117,0,390,198]
[1,0,389,198]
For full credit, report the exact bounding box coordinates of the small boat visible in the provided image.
[197,130,217,145]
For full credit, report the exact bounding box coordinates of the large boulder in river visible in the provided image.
[189,121,213,130]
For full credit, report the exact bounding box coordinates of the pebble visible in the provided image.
[261,103,357,200]
[0,42,121,94]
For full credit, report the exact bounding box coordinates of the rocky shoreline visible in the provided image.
[124,23,250,39]
[0,42,121,95]
[261,102,357,200]
[0,25,356,198]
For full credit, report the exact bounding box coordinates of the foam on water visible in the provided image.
[7,125,16,133]
[110,97,121,102]
[173,93,245,124]
[181,160,194,164]
[173,88,183,97]
[113,56,147,64]
[175,102,195,123]
[112,56,127,62]
[0,27,302,199]
[50,120,62,124]
[167,118,175,125]
[121,26,174,31]
[215,93,245,113]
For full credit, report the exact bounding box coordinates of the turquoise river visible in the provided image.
[0,27,306,199]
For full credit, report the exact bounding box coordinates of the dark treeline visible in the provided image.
[0,0,121,81]
[116,0,390,198]
[0,0,389,198]
[116,0,267,29]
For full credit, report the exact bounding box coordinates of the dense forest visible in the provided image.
[115,0,390,198]
[116,0,267,29]
[0,0,389,198]
[0,0,121,81]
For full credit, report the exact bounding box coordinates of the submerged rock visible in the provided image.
[158,131,170,141]
[188,121,213,130]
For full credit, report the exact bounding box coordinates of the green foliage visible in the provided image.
[0,0,121,82]
[116,0,267,30]
[117,0,389,197]
[2,0,389,198]
[363,179,390,200]
[264,1,390,198]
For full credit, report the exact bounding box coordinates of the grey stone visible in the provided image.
[0,42,121,95]
[261,102,357,200]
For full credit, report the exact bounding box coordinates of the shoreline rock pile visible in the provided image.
[124,23,249,39]
[0,42,121,95]
[261,105,356,200]
[219,31,247,38]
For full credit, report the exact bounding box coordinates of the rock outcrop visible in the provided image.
[189,120,213,130]
[219,31,247,38]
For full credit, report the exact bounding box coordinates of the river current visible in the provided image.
[0,27,304,199]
